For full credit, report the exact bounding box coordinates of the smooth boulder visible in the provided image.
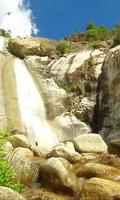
[72,134,107,153]
[81,177,120,200]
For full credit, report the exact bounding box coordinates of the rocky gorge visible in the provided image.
[0,30,120,200]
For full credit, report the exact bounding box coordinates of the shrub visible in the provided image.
[112,23,120,47]
[86,21,95,31]
[56,40,71,55]
[86,26,110,41]
[0,126,23,192]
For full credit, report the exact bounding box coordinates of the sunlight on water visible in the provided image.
[14,58,58,149]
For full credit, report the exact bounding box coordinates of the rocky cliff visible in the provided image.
[94,45,120,143]
[0,30,120,200]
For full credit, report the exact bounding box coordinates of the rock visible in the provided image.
[52,113,91,141]
[48,145,81,163]
[25,56,67,119]
[12,134,30,148]
[93,45,120,143]
[38,157,81,194]
[8,37,57,59]
[72,163,120,179]
[81,178,120,200]
[9,147,39,186]
[108,139,120,157]
[0,186,26,200]
[23,188,71,200]
[2,141,14,153]
[70,96,96,124]
[72,134,107,153]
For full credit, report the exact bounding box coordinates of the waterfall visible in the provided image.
[14,58,58,149]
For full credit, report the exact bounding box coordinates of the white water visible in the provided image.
[14,58,58,148]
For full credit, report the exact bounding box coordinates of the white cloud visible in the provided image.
[0,0,38,36]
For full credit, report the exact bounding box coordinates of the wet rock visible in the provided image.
[38,157,81,194]
[72,134,107,153]
[81,177,120,200]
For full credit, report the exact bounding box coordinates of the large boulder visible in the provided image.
[0,186,26,200]
[72,134,107,153]
[8,37,57,59]
[8,147,39,186]
[81,178,120,200]
[93,45,120,143]
[38,157,81,194]
[72,163,120,180]
[48,144,81,163]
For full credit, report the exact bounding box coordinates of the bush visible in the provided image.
[56,40,71,55]
[112,23,120,47]
[86,26,110,41]
[86,21,95,31]
[0,126,23,192]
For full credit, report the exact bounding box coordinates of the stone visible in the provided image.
[2,141,14,153]
[48,145,81,163]
[0,186,26,200]
[108,139,120,157]
[81,178,120,200]
[8,37,57,59]
[23,188,71,200]
[93,45,120,143]
[72,134,107,153]
[12,134,30,148]
[53,113,91,142]
[8,147,39,186]
[72,163,120,179]
[38,157,81,194]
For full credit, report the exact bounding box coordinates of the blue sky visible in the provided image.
[30,0,120,40]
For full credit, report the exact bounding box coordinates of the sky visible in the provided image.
[0,0,120,39]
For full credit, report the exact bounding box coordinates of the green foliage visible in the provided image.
[0,125,23,192]
[86,25,110,41]
[112,23,120,47]
[56,40,71,55]
[86,21,95,31]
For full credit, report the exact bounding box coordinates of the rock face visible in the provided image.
[81,178,120,200]
[72,134,107,153]
[8,37,57,59]
[0,186,26,200]
[94,45,120,143]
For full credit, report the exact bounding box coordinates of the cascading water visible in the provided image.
[14,58,58,149]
